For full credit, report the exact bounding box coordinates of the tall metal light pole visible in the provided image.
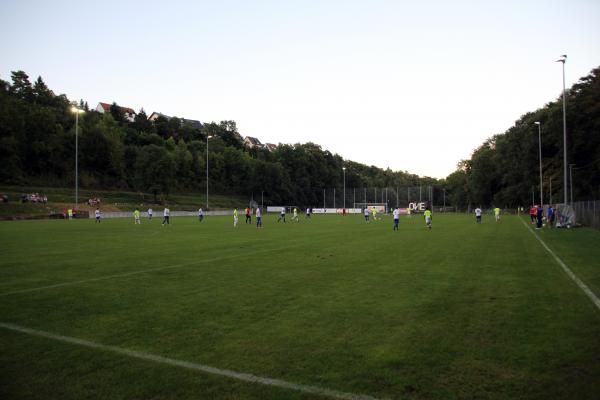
[342,167,346,209]
[557,54,567,204]
[71,106,84,208]
[534,122,543,205]
[206,135,213,209]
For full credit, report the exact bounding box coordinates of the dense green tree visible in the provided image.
[109,102,126,123]
[445,66,600,207]
[10,70,33,100]
[134,144,175,202]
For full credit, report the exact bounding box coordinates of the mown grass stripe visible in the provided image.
[0,322,381,400]
[520,218,600,311]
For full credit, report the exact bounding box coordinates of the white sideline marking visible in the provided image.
[0,244,296,297]
[0,322,380,400]
[520,219,600,311]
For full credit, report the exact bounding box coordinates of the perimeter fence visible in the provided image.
[307,186,449,212]
[572,200,600,230]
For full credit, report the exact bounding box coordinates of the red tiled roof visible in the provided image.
[98,102,136,115]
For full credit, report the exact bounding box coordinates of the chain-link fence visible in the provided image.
[313,186,449,211]
[572,200,600,230]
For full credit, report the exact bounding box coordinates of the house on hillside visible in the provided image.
[148,112,168,121]
[148,112,202,129]
[264,143,278,152]
[244,136,262,148]
[96,102,136,122]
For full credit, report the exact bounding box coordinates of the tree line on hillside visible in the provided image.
[0,71,437,207]
[444,66,600,209]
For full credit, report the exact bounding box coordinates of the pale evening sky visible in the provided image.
[1,0,599,178]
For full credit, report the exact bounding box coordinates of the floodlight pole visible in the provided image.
[71,106,84,208]
[206,135,212,209]
[534,122,543,205]
[342,167,346,209]
[557,55,568,204]
[75,110,79,208]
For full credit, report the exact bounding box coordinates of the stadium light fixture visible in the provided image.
[71,106,85,208]
[206,135,214,209]
[534,122,543,206]
[342,167,347,209]
[556,54,567,204]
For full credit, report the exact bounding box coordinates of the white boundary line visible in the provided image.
[0,244,297,297]
[0,322,381,400]
[520,218,600,311]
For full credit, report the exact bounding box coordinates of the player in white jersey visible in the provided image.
[162,207,170,225]
[475,207,482,223]
[148,208,153,220]
[95,208,101,223]
[256,207,263,228]
[393,208,400,230]
[277,207,286,222]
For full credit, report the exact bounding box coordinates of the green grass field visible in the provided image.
[1,213,599,399]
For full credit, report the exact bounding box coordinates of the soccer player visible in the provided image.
[198,208,204,222]
[256,207,263,228]
[305,207,311,219]
[233,208,239,227]
[424,208,432,230]
[148,208,153,220]
[392,207,400,230]
[474,207,482,224]
[162,207,170,225]
[95,208,101,223]
[372,208,378,221]
[547,205,555,228]
[530,206,536,224]
[67,208,73,220]
[407,207,412,218]
[364,207,370,222]
[494,207,501,222]
[277,207,286,222]
[133,208,141,224]
[245,207,251,224]
[536,204,543,229]
[292,207,299,222]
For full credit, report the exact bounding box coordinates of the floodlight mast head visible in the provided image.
[534,121,540,125]
[556,54,567,63]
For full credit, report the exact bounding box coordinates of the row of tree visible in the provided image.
[444,66,600,209]
[0,71,437,206]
